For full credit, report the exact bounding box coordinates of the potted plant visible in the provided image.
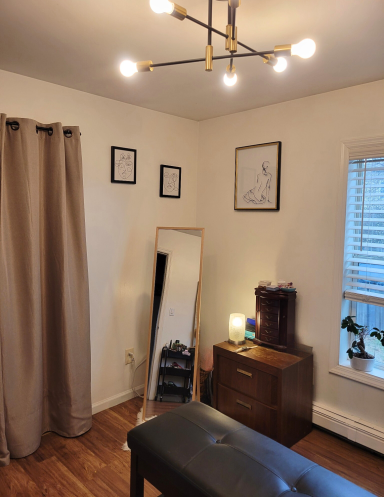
[341,316,384,372]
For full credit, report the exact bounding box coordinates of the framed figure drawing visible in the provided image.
[234,141,281,211]
[160,165,181,198]
[111,146,136,184]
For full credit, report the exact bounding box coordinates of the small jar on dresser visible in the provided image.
[213,342,313,447]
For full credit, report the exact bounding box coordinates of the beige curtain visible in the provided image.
[0,115,92,466]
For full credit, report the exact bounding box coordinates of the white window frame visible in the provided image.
[329,136,384,390]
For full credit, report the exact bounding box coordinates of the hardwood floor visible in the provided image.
[145,400,182,418]
[0,397,160,497]
[0,397,383,496]
[292,427,384,496]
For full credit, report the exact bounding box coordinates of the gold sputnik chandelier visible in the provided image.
[120,0,316,87]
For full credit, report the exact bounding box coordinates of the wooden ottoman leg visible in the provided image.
[130,451,144,497]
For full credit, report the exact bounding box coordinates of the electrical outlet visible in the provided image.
[169,308,175,316]
[125,348,134,365]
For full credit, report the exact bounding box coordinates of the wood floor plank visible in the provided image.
[295,428,384,476]
[84,466,128,497]
[18,455,93,497]
[145,400,182,417]
[92,409,136,445]
[78,421,127,466]
[292,429,384,496]
[39,431,107,483]
[0,461,42,497]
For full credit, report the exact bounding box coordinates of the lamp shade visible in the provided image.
[228,313,246,345]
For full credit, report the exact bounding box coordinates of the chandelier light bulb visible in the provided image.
[120,60,138,77]
[291,39,316,59]
[150,0,174,14]
[224,72,237,87]
[273,57,287,73]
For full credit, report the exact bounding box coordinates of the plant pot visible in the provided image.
[350,356,375,372]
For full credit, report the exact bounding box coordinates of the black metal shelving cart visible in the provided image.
[155,348,195,403]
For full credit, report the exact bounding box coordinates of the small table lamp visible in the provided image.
[228,313,246,345]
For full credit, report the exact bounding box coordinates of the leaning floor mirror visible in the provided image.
[142,227,205,421]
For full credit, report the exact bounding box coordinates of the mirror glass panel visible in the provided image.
[143,228,204,420]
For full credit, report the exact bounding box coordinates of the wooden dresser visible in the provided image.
[213,342,313,447]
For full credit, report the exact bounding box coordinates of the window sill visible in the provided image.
[330,360,384,391]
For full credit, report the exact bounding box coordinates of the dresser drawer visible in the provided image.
[260,317,279,330]
[217,384,278,440]
[259,334,279,345]
[217,356,277,407]
[260,303,279,315]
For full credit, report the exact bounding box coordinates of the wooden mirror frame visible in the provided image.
[142,227,205,421]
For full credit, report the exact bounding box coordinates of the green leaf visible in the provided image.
[373,328,380,331]
[352,340,357,348]
[347,349,354,359]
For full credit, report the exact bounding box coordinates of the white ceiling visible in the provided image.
[0,0,383,121]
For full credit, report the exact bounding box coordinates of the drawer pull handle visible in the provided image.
[237,368,252,378]
[236,399,252,410]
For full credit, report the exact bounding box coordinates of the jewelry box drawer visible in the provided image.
[260,311,278,322]
[259,334,279,345]
[260,326,279,338]
[260,297,279,307]
[217,356,277,407]
[217,384,278,440]
[260,317,279,330]
[260,303,279,315]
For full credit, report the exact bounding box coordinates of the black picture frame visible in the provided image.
[160,165,181,199]
[234,141,281,211]
[111,146,137,184]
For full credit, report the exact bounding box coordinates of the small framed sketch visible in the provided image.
[160,165,181,198]
[111,146,136,184]
[234,141,281,211]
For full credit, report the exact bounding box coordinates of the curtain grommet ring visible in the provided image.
[6,121,20,131]
[64,129,73,138]
[36,125,54,136]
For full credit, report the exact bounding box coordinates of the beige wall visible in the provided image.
[0,69,199,410]
[197,79,384,428]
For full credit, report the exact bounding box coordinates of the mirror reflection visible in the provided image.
[143,228,204,420]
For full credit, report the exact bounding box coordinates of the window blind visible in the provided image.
[344,156,384,306]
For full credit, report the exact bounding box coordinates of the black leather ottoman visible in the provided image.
[128,401,375,497]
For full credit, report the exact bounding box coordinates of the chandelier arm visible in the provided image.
[150,50,274,69]
[208,0,213,46]
[231,7,236,41]
[237,41,269,61]
[186,14,228,39]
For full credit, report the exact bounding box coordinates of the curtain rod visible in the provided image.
[6,121,79,137]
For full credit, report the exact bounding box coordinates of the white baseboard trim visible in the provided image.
[92,384,145,415]
[313,402,384,454]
